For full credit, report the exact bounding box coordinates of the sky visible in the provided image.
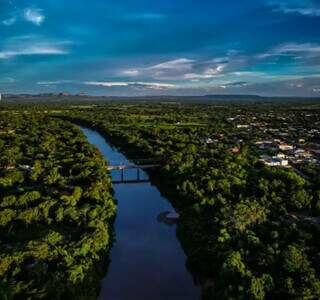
[1,0,320,97]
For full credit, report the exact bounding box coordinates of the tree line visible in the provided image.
[0,113,116,299]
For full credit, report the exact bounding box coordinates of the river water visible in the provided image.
[81,127,200,300]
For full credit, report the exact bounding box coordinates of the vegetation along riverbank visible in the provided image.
[57,101,320,299]
[0,112,116,299]
[1,100,320,299]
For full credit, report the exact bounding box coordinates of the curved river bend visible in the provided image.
[81,127,200,300]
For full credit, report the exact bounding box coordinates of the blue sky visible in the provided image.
[1,0,320,96]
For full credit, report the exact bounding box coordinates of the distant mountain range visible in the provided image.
[2,93,320,102]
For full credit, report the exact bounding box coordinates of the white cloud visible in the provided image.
[268,1,320,17]
[2,7,45,27]
[289,83,303,88]
[213,65,225,73]
[148,58,195,70]
[183,65,225,80]
[183,73,215,80]
[282,7,320,16]
[134,82,177,89]
[84,81,177,89]
[232,71,266,76]
[24,8,45,26]
[37,80,76,85]
[116,48,318,91]
[121,58,195,77]
[85,81,130,87]
[122,70,140,76]
[0,77,16,84]
[219,81,250,89]
[0,36,71,59]
[121,58,227,81]
[0,46,67,59]
[258,43,320,59]
[2,17,16,26]
[275,43,320,54]
[37,80,177,90]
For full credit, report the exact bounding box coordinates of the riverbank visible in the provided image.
[80,126,200,300]
[0,115,116,300]
[63,109,320,299]
[61,117,217,298]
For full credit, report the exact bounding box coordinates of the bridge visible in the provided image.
[107,164,161,171]
[107,161,162,184]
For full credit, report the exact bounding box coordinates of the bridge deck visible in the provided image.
[112,179,150,184]
[107,164,161,171]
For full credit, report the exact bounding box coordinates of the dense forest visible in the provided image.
[59,101,320,300]
[0,112,116,299]
[1,100,320,299]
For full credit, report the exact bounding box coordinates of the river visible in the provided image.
[81,127,200,300]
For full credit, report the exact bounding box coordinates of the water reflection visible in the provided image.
[81,127,200,300]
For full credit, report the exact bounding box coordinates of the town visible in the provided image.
[203,108,320,178]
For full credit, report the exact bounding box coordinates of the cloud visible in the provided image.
[122,70,140,76]
[85,81,130,87]
[274,43,320,55]
[184,65,225,80]
[84,81,177,90]
[289,82,303,88]
[2,17,16,26]
[149,58,195,70]
[219,75,320,96]
[232,71,267,77]
[0,47,67,59]
[37,80,76,85]
[24,8,45,25]
[121,58,226,80]
[0,36,71,59]
[116,43,320,94]
[135,82,177,89]
[220,81,250,88]
[2,7,45,27]
[258,43,320,60]
[119,53,286,84]
[34,75,320,97]
[161,75,320,97]
[268,1,320,17]
[0,77,16,84]
[122,58,194,78]
[282,7,320,16]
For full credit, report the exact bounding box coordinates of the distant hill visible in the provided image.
[1,93,320,103]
